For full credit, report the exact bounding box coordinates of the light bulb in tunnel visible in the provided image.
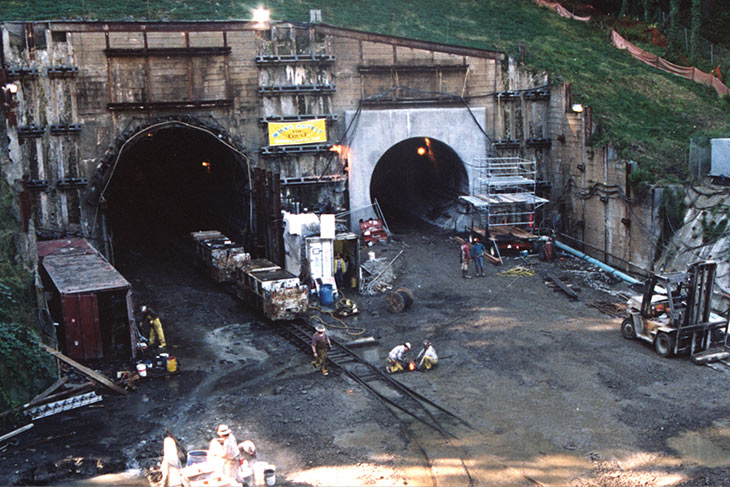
[201,161,211,173]
[417,147,426,156]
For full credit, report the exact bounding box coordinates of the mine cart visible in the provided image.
[621,261,729,363]
[236,259,308,321]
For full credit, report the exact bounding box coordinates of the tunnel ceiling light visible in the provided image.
[417,147,426,156]
[252,7,270,24]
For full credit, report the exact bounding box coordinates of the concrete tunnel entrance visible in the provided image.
[369,137,469,229]
[103,124,250,261]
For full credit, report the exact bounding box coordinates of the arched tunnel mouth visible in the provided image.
[369,137,469,230]
[103,123,250,262]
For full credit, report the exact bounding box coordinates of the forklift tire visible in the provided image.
[654,332,674,357]
[621,318,636,340]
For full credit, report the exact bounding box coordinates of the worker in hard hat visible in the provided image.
[141,305,166,349]
[311,324,332,376]
[386,342,411,373]
[207,424,239,480]
[416,340,438,371]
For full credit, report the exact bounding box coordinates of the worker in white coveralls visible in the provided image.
[207,424,239,480]
[386,342,411,373]
[416,340,438,370]
[159,434,189,487]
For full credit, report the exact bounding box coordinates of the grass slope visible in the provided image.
[1,0,729,181]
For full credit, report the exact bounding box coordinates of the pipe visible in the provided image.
[554,240,642,286]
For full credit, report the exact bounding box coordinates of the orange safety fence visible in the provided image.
[611,29,730,97]
[534,0,591,22]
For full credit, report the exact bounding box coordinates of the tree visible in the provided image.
[668,0,681,53]
[690,0,701,61]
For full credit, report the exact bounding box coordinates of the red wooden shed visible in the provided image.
[37,238,137,362]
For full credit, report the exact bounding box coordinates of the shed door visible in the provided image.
[62,293,102,361]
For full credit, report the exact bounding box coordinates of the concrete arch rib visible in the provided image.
[345,107,487,230]
[96,119,252,260]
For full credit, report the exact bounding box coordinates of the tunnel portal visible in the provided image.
[104,124,250,258]
[369,137,469,229]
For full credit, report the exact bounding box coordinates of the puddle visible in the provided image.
[668,423,730,467]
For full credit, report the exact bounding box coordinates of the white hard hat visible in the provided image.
[405,342,411,350]
[216,424,231,436]
[316,324,326,332]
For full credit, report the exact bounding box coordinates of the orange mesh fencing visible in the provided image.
[611,30,730,97]
[534,0,591,21]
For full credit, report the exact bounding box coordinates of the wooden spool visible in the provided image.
[386,287,414,313]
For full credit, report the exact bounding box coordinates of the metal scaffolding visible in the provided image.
[460,157,547,232]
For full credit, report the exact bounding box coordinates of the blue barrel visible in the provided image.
[320,284,334,306]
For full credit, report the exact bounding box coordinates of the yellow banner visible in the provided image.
[268,119,327,146]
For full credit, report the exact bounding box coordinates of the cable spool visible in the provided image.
[386,287,414,313]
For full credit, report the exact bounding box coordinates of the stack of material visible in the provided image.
[359,219,389,246]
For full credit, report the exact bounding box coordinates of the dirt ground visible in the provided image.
[4,225,730,487]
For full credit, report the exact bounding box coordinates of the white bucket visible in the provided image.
[136,362,147,377]
[368,251,376,261]
[264,466,276,486]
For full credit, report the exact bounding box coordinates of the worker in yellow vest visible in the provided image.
[334,253,347,291]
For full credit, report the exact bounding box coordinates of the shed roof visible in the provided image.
[37,238,130,294]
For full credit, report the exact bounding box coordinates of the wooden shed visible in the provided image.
[37,238,137,362]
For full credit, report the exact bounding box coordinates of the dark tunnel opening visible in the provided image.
[104,125,250,262]
[369,137,468,230]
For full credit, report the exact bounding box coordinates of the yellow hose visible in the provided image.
[309,300,367,336]
[497,266,535,277]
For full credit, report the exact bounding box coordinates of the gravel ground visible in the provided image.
[3,226,730,487]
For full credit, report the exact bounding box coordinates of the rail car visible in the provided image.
[191,231,308,321]
[235,258,309,321]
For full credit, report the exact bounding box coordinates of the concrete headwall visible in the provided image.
[345,107,487,223]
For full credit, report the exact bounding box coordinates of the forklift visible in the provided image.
[620,261,730,363]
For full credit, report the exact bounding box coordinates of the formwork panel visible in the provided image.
[110,59,147,103]
[108,32,144,49]
[149,58,190,100]
[395,46,433,64]
[146,31,186,48]
[433,51,465,65]
[189,31,225,48]
[361,41,393,64]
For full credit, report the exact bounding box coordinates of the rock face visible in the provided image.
[656,184,730,307]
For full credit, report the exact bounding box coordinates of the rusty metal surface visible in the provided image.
[264,285,309,321]
[38,238,131,294]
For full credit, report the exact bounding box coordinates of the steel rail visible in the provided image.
[281,318,468,438]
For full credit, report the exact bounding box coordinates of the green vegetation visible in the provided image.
[0,178,55,422]
[2,0,727,182]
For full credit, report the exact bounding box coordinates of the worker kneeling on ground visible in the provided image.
[386,342,411,373]
[416,340,438,371]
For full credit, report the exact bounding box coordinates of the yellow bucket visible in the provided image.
[166,356,178,373]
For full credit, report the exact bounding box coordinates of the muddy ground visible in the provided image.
[4,226,730,487]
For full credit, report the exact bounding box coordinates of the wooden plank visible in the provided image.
[546,272,579,300]
[42,344,129,395]
[25,376,69,407]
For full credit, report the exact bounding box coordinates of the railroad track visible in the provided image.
[279,318,473,439]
